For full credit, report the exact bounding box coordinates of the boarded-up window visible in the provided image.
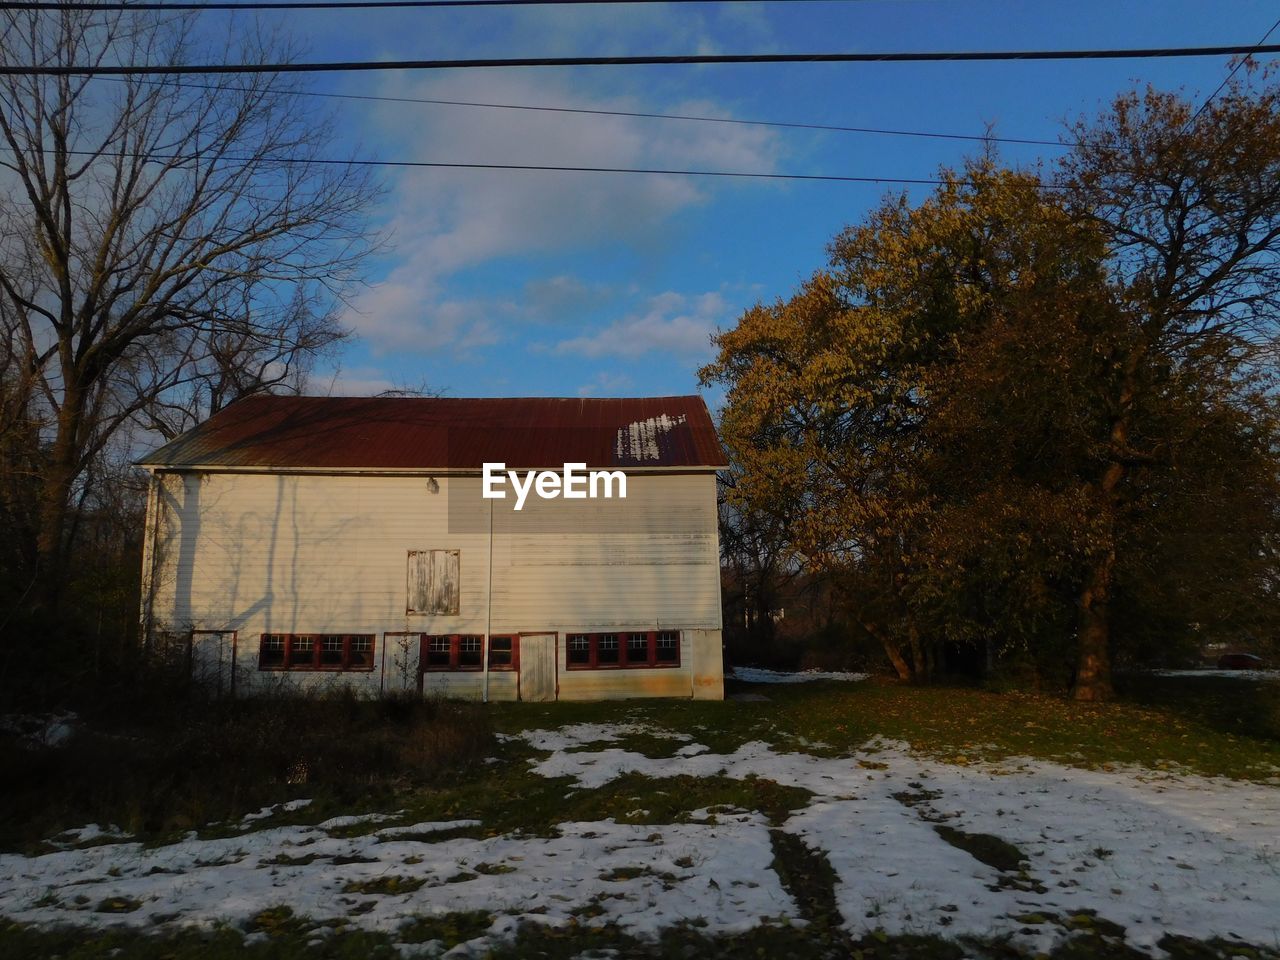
[407,549,460,615]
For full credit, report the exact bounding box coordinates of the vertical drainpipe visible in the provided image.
[483,493,493,703]
[140,469,162,652]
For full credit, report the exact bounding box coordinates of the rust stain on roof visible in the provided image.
[139,395,727,471]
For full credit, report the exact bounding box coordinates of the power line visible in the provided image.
[7,43,1280,76]
[1,0,845,7]
[65,148,1050,187]
[1187,14,1280,125]
[124,77,1071,148]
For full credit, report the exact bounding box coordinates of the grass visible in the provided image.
[0,691,492,853]
[2,672,1279,959]
[4,671,1276,853]
[3,916,1277,960]
[491,672,1280,781]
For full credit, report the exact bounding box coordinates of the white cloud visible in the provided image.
[315,367,398,396]
[340,72,780,356]
[576,370,635,397]
[550,290,727,359]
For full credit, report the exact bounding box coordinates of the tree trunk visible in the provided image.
[33,386,84,611]
[883,639,913,681]
[1074,546,1116,701]
[907,618,930,680]
[1073,377,1131,702]
[859,616,912,680]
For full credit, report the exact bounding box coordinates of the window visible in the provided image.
[627,632,648,661]
[320,636,345,668]
[426,635,452,669]
[565,631,681,670]
[656,631,680,664]
[596,633,620,665]
[258,634,375,672]
[421,634,486,672]
[567,634,591,666]
[488,636,517,670]
[289,635,318,669]
[460,635,483,669]
[261,634,285,668]
[349,636,375,670]
[407,549,460,615]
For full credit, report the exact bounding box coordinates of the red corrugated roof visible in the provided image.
[138,395,727,470]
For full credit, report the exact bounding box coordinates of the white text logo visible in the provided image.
[482,462,627,511]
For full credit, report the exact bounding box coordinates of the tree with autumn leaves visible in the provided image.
[702,75,1280,700]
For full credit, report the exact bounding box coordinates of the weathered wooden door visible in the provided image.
[191,630,236,696]
[519,633,557,702]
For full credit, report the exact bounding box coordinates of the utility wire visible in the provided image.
[63,147,1050,187]
[7,43,1280,76]
[1,0,846,8]
[1187,14,1280,125]
[115,76,1071,148]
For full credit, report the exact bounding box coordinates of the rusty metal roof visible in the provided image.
[138,395,727,470]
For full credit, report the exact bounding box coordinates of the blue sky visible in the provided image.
[204,0,1278,401]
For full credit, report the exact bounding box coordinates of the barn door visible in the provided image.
[519,633,557,702]
[191,631,236,696]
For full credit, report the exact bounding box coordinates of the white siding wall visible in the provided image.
[146,470,723,700]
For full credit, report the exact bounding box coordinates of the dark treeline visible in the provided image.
[706,75,1280,700]
[0,7,375,709]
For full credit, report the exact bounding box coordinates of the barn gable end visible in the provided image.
[139,396,726,702]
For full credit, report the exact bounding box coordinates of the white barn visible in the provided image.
[137,396,727,701]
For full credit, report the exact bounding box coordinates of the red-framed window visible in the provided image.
[419,634,519,670]
[565,630,681,670]
[418,634,519,672]
[488,635,518,671]
[259,634,375,672]
[421,634,485,672]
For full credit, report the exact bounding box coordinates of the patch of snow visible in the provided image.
[674,743,710,757]
[45,823,131,849]
[520,723,690,753]
[731,667,870,684]
[0,816,793,943]
[376,820,481,838]
[1149,669,1280,680]
[614,414,687,463]
[5,721,1278,954]
[0,711,78,749]
[512,723,1280,952]
[239,799,314,825]
[317,811,403,831]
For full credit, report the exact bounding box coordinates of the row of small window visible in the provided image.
[566,631,680,669]
[257,631,681,672]
[259,634,376,672]
[423,635,515,671]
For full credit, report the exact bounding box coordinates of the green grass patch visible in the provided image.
[4,915,1279,960]
[564,730,696,758]
[767,829,843,930]
[340,875,426,895]
[398,910,493,946]
[0,693,492,854]
[932,824,1028,873]
[491,675,1280,780]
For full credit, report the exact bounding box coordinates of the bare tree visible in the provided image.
[0,8,378,608]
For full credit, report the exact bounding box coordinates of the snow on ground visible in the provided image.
[730,667,870,684]
[1,721,1278,954]
[518,723,1280,953]
[1149,669,1280,680]
[0,814,792,950]
[0,711,78,749]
